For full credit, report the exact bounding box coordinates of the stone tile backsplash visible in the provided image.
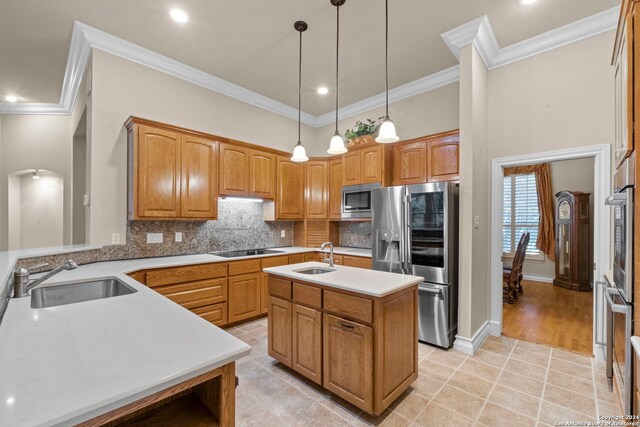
[340,222,372,249]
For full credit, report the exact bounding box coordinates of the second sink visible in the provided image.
[31,278,137,308]
[294,267,336,275]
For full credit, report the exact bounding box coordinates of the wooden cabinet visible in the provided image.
[126,118,219,221]
[343,145,389,186]
[393,141,427,185]
[329,158,343,220]
[268,296,293,367]
[323,314,374,413]
[250,150,276,199]
[305,161,329,219]
[427,138,460,182]
[343,151,361,186]
[266,274,417,415]
[342,255,372,269]
[219,143,250,196]
[293,304,323,384]
[181,135,218,218]
[228,272,261,323]
[265,156,305,220]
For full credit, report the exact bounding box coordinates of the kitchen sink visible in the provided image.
[294,267,335,275]
[31,278,137,308]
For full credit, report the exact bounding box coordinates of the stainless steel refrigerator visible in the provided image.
[372,182,459,348]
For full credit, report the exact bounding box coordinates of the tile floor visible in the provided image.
[226,318,622,426]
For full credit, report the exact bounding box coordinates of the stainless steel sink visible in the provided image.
[294,267,335,275]
[31,278,137,308]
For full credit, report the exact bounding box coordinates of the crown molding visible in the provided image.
[441,6,619,70]
[0,7,620,123]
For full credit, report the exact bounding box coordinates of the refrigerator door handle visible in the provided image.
[399,196,406,273]
[404,194,412,274]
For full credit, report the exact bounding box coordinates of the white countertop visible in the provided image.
[263,262,423,297]
[0,246,374,426]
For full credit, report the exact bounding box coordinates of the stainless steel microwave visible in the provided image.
[342,183,381,219]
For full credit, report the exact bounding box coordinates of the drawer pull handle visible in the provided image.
[339,322,355,329]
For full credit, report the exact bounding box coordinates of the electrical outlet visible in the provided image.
[111,233,120,245]
[473,215,480,229]
[147,233,163,244]
[175,232,183,243]
[280,230,286,238]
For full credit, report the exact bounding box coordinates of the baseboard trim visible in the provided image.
[453,321,490,355]
[523,274,554,283]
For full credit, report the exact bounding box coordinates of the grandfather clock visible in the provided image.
[553,191,591,291]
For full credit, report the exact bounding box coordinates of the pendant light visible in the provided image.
[291,21,309,162]
[327,0,348,155]
[375,0,399,143]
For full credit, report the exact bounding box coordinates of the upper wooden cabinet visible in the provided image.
[219,143,250,196]
[270,156,305,220]
[127,118,219,220]
[329,158,343,220]
[250,150,276,199]
[343,145,389,186]
[305,160,329,219]
[391,130,460,186]
[392,141,428,186]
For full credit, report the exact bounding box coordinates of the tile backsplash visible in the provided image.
[340,222,372,249]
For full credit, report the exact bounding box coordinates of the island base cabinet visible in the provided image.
[292,304,323,385]
[268,296,293,367]
[323,314,374,413]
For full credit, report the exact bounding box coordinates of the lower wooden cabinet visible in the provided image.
[323,314,374,413]
[192,303,227,326]
[268,296,293,366]
[292,304,323,385]
[260,273,269,314]
[228,272,261,323]
[342,256,372,269]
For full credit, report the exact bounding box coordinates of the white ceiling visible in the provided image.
[0,0,620,116]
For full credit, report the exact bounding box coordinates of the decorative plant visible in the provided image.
[345,118,384,140]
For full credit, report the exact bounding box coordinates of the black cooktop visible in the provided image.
[210,249,285,258]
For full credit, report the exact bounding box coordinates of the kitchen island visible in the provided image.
[263,261,423,416]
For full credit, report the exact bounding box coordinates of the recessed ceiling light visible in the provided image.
[317,86,329,95]
[170,8,189,23]
[520,0,539,5]
[5,95,18,103]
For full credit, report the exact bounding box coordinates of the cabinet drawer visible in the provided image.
[304,253,317,262]
[333,255,344,265]
[269,277,292,299]
[324,290,373,324]
[288,254,305,264]
[342,256,372,269]
[127,271,146,284]
[229,259,262,276]
[146,263,228,287]
[192,303,227,326]
[158,277,227,309]
[293,283,322,309]
[262,255,289,269]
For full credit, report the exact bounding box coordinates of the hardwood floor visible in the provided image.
[502,280,593,355]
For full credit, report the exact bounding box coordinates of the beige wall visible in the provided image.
[312,83,460,156]
[89,49,317,246]
[0,115,72,250]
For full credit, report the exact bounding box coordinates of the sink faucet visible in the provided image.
[13,260,78,298]
[320,242,335,267]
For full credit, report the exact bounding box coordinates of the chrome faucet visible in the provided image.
[13,260,78,298]
[320,242,335,267]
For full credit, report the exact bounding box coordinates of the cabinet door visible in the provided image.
[329,158,343,220]
[250,150,276,199]
[323,314,373,412]
[361,145,383,184]
[427,140,459,182]
[343,151,361,186]
[136,125,182,218]
[228,272,261,323]
[181,136,218,219]
[306,161,329,219]
[277,156,305,219]
[219,143,250,196]
[393,141,427,185]
[293,304,323,385]
[268,296,292,367]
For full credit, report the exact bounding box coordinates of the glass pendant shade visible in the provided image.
[291,143,309,162]
[327,132,347,155]
[375,118,399,143]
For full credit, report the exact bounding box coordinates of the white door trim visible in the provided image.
[489,144,611,358]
